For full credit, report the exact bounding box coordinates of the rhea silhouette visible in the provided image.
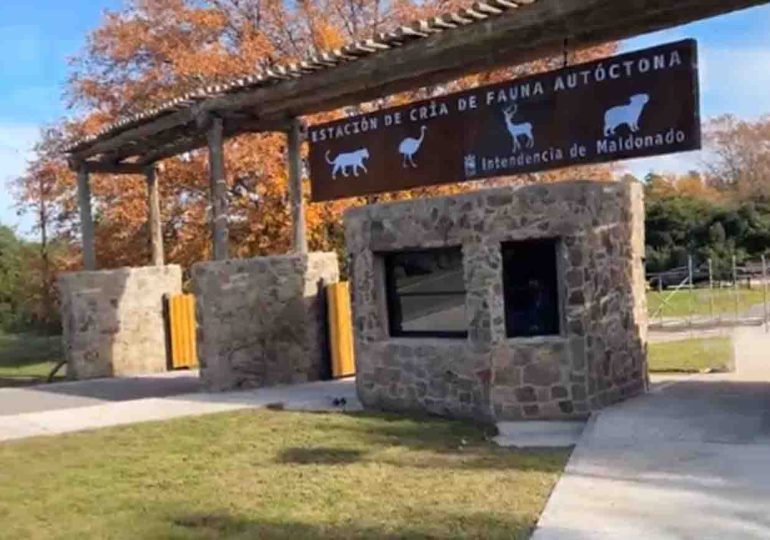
[398,125,427,168]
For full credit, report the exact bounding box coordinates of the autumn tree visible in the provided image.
[704,114,770,201]
[13,127,80,328]
[18,0,619,275]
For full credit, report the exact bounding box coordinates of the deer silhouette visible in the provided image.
[398,125,427,168]
[502,104,534,152]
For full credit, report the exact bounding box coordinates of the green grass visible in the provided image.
[0,410,568,540]
[648,336,733,373]
[647,287,767,318]
[0,333,64,387]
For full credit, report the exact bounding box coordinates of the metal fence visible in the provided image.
[647,255,769,332]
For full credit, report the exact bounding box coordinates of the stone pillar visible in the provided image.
[76,166,96,270]
[192,252,339,390]
[59,265,182,379]
[146,165,164,266]
[207,116,229,260]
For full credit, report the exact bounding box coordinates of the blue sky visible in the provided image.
[1,2,770,234]
[0,0,121,234]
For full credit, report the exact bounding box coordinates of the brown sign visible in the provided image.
[308,39,700,202]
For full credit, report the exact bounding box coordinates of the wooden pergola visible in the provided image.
[64,0,766,270]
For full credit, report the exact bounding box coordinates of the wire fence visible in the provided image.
[647,255,769,333]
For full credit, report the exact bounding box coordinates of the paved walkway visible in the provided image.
[0,370,202,415]
[0,377,358,442]
[534,326,770,540]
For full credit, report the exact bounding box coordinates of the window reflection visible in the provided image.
[502,240,560,337]
[384,247,467,337]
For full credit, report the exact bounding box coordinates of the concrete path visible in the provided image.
[0,370,202,416]
[0,377,358,443]
[534,332,770,540]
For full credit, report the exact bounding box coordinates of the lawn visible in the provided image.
[0,333,63,387]
[647,287,767,318]
[0,409,568,540]
[648,336,733,373]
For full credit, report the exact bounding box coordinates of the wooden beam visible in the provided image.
[76,167,96,270]
[138,136,205,166]
[80,161,147,175]
[287,119,308,254]
[70,108,197,160]
[203,0,766,119]
[146,165,164,266]
[206,116,229,261]
[133,116,294,166]
[67,0,767,163]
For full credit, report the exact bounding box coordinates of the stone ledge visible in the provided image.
[494,420,587,448]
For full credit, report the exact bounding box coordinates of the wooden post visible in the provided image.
[206,116,229,260]
[288,118,308,254]
[146,165,164,266]
[76,166,96,270]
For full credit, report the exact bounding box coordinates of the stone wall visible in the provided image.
[59,265,182,379]
[345,180,647,422]
[193,252,340,390]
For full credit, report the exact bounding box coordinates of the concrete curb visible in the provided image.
[493,419,588,448]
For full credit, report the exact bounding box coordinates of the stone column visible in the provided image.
[207,116,229,260]
[76,166,96,270]
[146,165,164,266]
[288,118,308,254]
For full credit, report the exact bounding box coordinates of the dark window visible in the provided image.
[384,247,467,338]
[501,239,560,337]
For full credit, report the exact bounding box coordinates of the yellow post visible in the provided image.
[168,293,198,368]
[327,282,356,378]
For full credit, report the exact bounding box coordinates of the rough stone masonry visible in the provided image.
[345,180,648,422]
[193,252,339,390]
[60,265,182,379]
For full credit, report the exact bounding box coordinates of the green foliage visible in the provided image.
[644,179,770,275]
[0,225,60,333]
[0,226,29,332]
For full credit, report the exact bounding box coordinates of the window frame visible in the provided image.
[500,238,562,339]
[383,246,468,339]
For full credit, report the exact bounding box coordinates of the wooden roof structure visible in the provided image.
[64,0,768,271]
[65,0,766,173]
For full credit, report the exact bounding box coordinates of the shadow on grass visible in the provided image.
[171,509,535,539]
[262,409,569,473]
[277,447,365,465]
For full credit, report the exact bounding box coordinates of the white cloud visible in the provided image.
[0,123,42,234]
[624,149,706,179]
[697,45,770,118]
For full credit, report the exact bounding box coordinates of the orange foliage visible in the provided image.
[18,0,619,272]
[644,171,726,204]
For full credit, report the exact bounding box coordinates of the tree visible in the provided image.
[704,114,770,201]
[643,172,770,275]
[19,0,618,276]
[14,127,79,329]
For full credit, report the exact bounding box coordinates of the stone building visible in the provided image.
[345,180,647,422]
[60,265,182,379]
